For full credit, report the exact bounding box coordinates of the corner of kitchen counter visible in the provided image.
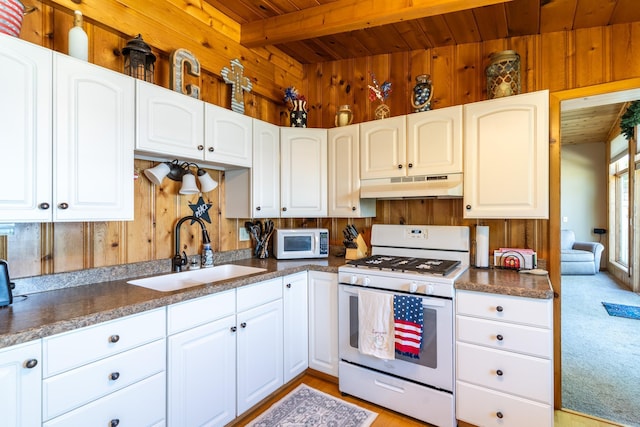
[455,267,554,299]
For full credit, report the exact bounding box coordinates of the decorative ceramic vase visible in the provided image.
[486,50,521,99]
[335,104,354,127]
[411,74,433,113]
[289,99,308,128]
[375,103,390,120]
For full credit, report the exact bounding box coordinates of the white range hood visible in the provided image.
[359,173,463,199]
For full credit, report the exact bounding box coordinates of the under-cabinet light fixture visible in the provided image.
[144,160,218,194]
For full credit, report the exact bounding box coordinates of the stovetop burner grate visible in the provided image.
[346,255,461,276]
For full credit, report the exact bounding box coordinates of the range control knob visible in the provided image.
[409,282,418,293]
[426,284,435,295]
[350,275,358,285]
[363,277,371,287]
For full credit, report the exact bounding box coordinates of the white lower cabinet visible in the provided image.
[307,271,339,376]
[42,308,166,426]
[0,340,41,427]
[167,290,236,427]
[283,271,309,382]
[455,290,553,427]
[237,278,284,415]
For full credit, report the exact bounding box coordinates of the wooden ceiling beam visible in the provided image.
[241,0,514,47]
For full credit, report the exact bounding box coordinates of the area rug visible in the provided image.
[602,301,640,320]
[247,383,378,427]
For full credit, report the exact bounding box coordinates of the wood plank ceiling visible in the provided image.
[203,0,640,144]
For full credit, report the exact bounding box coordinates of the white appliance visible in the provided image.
[338,224,469,427]
[273,228,329,259]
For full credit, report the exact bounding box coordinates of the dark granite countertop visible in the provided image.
[0,256,345,349]
[455,267,554,299]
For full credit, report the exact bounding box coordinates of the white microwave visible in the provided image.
[274,228,329,259]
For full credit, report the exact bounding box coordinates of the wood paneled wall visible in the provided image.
[4,0,640,278]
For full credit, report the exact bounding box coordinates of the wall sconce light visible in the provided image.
[122,34,156,83]
[144,160,218,194]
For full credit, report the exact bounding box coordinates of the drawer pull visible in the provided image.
[496,369,504,376]
[110,419,120,427]
[496,305,504,312]
[286,283,292,288]
[24,359,38,369]
[240,322,247,328]
[109,372,120,381]
[230,326,237,332]
[109,334,120,343]
[496,334,504,341]
[496,411,504,419]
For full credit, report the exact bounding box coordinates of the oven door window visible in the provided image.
[348,294,438,368]
[283,235,312,252]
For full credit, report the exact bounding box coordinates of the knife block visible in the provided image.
[345,234,369,260]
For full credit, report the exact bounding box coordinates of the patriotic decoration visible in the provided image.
[393,295,424,358]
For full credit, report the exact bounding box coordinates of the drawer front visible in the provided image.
[456,290,552,328]
[43,308,166,377]
[43,372,166,427]
[168,289,235,335]
[457,381,552,427]
[456,342,552,403]
[237,277,282,312]
[456,315,552,358]
[43,339,166,420]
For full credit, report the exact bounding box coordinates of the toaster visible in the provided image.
[0,259,14,307]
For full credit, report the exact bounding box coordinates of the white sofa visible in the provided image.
[561,230,604,275]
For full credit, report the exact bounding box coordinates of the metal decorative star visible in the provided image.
[189,196,212,224]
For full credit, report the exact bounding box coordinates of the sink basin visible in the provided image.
[127,264,267,292]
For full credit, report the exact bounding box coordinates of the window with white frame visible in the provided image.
[609,154,629,268]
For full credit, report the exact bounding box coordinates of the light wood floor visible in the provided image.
[230,372,626,427]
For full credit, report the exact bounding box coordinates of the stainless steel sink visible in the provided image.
[127,264,267,292]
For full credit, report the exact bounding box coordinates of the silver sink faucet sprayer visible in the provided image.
[173,216,211,272]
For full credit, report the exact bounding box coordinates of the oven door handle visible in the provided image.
[341,287,447,307]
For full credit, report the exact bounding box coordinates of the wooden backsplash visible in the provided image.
[4,1,640,278]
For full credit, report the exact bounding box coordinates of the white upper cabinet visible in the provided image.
[463,90,549,219]
[204,103,252,168]
[406,105,463,175]
[360,116,406,179]
[0,34,52,222]
[280,128,328,217]
[328,124,375,217]
[135,79,204,161]
[54,54,135,221]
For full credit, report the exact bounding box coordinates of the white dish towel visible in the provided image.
[357,289,395,360]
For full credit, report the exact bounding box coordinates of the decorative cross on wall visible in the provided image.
[221,58,252,114]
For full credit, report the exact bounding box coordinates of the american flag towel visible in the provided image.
[393,295,424,358]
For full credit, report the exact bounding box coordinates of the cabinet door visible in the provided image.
[328,125,375,217]
[406,105,463,176]
[54,54,134,221]
[0,340,42,427]
[135,79,204,160]
[168,314,236,427]
[236,298,283,415]
[360,116,406,179]
[204,103,252,167]
[280,128,328,217]
[0,34,52,222]
[252,119,281,218]
[308,271,339,376]
[283,272,308,382]
[463,90,549,219]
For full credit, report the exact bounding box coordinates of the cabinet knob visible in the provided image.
[351,206,356,211]
[109,372,120,381]
[240,322,247,328]
[230,326,237,332]
[465,205,471,210]
[496,412,504,419]
[496,369,503,376]
[110,419,120,427]
[408,163,413,168]
[197,145,204,151]
[58,202,69,210]
[39,202,50,210]
[208,146,214,152]
[24,359,38,369]
[109,334,120,343]
[282,207,287,212]
[256,206,261,211]
[496,305,504,312]
[286,283,291,288]
[496,334,504,341]
[397,164,403,169]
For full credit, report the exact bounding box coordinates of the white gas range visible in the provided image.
[338,224,469,427]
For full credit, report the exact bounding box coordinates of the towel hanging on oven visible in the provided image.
[394,295,424,358]
[357,289,395,360]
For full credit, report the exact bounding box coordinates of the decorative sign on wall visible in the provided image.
[221,58,252,114]
[170,48,201,99]
[189,196,212,224]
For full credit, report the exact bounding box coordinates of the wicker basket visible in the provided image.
[0,0,24,37]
